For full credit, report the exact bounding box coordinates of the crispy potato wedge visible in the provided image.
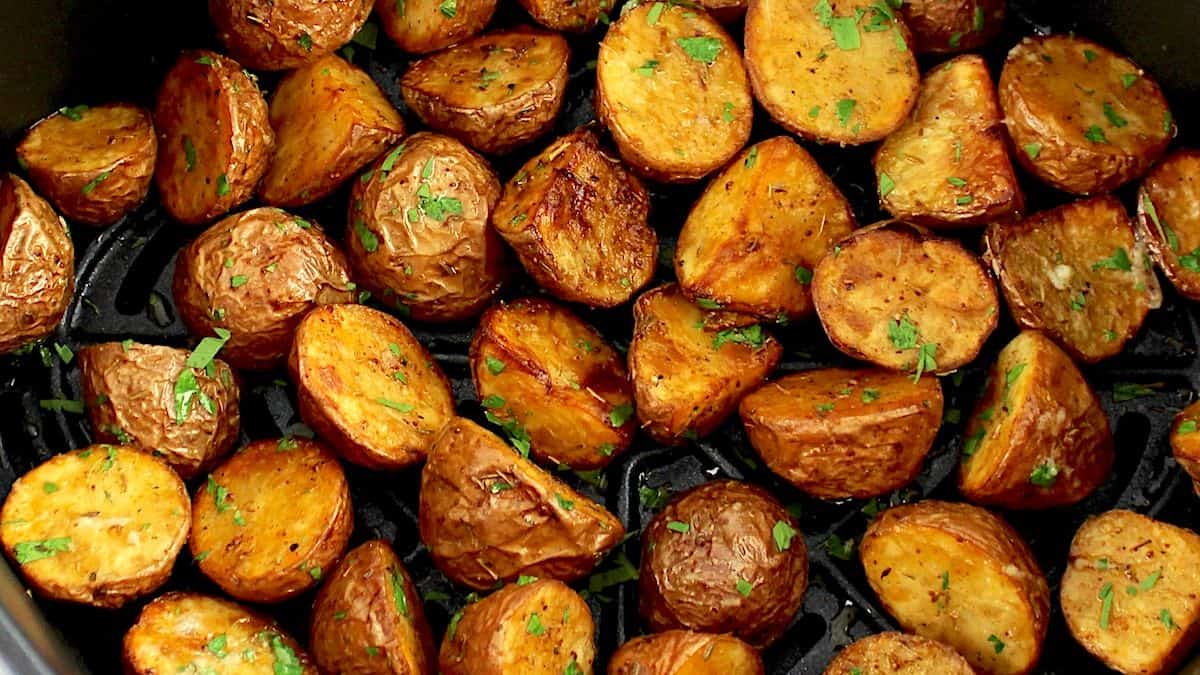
[124,592,318,675]
[959,331,1113,509]
[289,304,455,470]
[0,173,73,354]
[875,55,1022,228]
[745,0,919,144]
[1137,150,1200,300]
[440,579,596,675]
[1061,510,1200,675]
[812,226,999,375]
[209,0,373,70]
[596,2,752,182]
[0,445,189,608]
[419,417,625,590]
[493,129,657,307]
[823,632,975,675]
[401,29,569,155]
[154,50,273,225]
[984,195,1159,363]
[16,103,156,226]
[676,136,856,322]
[739,368,943,499]
[1000,35,1174,195]
[899,0,1005,54]
[470,298,636,470]
[639,480,807,648]
[860,500,1050,675]
[190,438,353,603]
[348,132,508,321]
[379,0,497,54]
[1171,400,1200,494]
[609,630,764,675]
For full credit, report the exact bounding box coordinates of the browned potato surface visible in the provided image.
[899,0,1005,54]
[860,500,1050,675]
[0,445,189,608]
[16,103,156,226]
[209,0,373,70]
[1171,400,1200,494]
[1137,150,1200,300]
[419,417,625,590]
[493,129,657,307]
[596,2,752,182]
[823,632,975,675]
[609,630,764,675]
[1000,35,1174,195]
[190,438,353,603]
[348,132,508,321]
[518,0,606,32]
[401,29,569,155]
[378,0,497,54]
[154,50,273,225]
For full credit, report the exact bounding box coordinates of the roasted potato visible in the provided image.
[639,480,807,648]
[419,417,625,590]
[190,438,353,603]
[378,0,497,54]
[812,226,999,375]
[675,136,856,322]
[173,207,355,370]
[154,50,273,225]
[875,55,1022,228]
[1171,400,1200,494]
[745,0,919,144]
[609,630,763,675]
[209,0,373,71]
[999,35,1174,195]
[899,0,1005,54]
[493,129,657,307]
[823,632,975,675]
[470,298,635,470]
[959,331,1113,509]
[439,579,596,675]
[739,368,943,500]
[15,103,156,226]
[1061,510,1200,675]
[517,0,607,32]
[289,303,456,470]
[1137,150,1200,300]
[310,540,437,675]
[0,173,74,355]
[0,445,189,608]
[860,500,1050,675]
[401,29,569,155]
[348,132,507,321]
[596,2,752,182]
[124,592,319,675]
[983,195,1159,363]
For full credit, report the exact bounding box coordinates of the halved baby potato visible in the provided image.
[289,303,455,470]
[1137,150,1200,300]
[899,0,1005,54]
[823,632,975,675]
[1171,400,1200,494]
[518,0,607,32]
[378,0,497,54]
[209,0,373,70]
[610,630,764,675]
[0,445,190,608]
[596,2,752,182]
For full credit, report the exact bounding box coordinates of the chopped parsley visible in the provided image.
[772,520,798,551]
[485,356,505,375]
[1112,382,1154,402]
[59,105,88,121]
[835,98,856,127]
[636,60,659,77]
[297,32,313,52]
[554,493,575,511]
[13,537,71,564]
[377,398,415,412]
[1023,142,1042,160]
[735,578,754,597]
[988,635,1005,654]
[1092,247,1132,271]
[675,36,722,64]
[1029,459,1059,487]
[39,398,85,414]
[1102,101,1128,128]
[744,147,759,169]
[390,567,411,618]
[666,521,691,533]
[879,172,896,198]
[526,612,546,636]
[609,403,634,427]
[216,173,231,197]
[439,0,457,17]
[1084,125,1108,144]
[1122,73,1139,88]
[861,388,881,403]
[713,324,766,350]
[824,534,854,560]
[639,485,670,510]
[794,265,813,285]
[81,171,110,195]
[646,2,665,24]
[1179,420,1198,434]
[1099,582,1115,629]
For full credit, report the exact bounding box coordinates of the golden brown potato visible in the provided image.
[289,304,456,471]
[812,226,999,375]
[0,445,189,608]
[1137,150,1200,300]
[16,103,156,226]
[310,540,437,675]
[190,438,353,603]
[1061,510,1200,675]
[899,0,1005,54]
[378,0,497,54]
[875,55,1022,228]
[1171,400,1200,494]
[999,35,1174,195]
[124,592,319,675]
[745,0,919,144]
[739,368,943,500]
[470,298,635,470]
[348,132,508,321]
[959,331,1113,509]
[493,129,657,307]
[209,0,373,71]
[860,500,1050,675]
[154,50,273,225]
[517,0,607,32]
[440,579,596,675]
[79,341,240,480]
[675,136,856,322]
[983,195,1159,363]
[596,2,752,182]
[172,207,355,370]
[0,173,73,354]
[401,29,569,155]
[419,417,625,590]
[823,632,975,675]
[639,480,807,648]
[609,630,763,675]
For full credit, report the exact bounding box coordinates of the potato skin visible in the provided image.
[419,417,625,590]
[899,0,1005,54]
[517,0,606,32]
[16,103,156,226]
[0,173,74,354]
[378,0,497,54]
[823,632,975,675]
[609,630,763,675]
[1171,400,1200,494]
[209,0,373,70]
[1137,150,1200,300]
[348,132,508,321]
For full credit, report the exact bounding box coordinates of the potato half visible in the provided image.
[1171,400,1200,494]
[1137,150,1200,300]
[208,0,373,70]
[899,0,1005,54]
[518,0,607,32]
[823,632,975,675]
[609,630,764,675]
[378,0,497,54]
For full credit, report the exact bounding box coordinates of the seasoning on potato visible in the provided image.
[610,630,764,675]
[1137,149,1200,300]
[822,632,975,675]
[378,0,497,54]
[1171,400,1200,493]
[899,0,1005,54]
[208,0,373,71]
